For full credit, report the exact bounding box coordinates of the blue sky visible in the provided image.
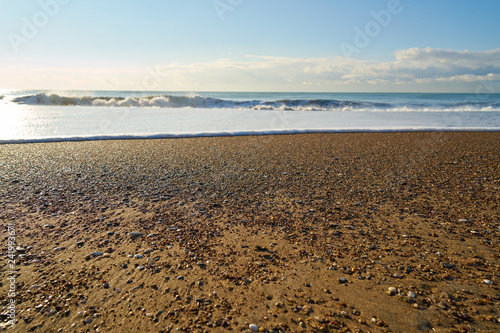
[1,0,499,92]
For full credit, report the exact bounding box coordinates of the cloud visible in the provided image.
[152,48,500,91]
[1,48,499,92]
[394,48,500,69]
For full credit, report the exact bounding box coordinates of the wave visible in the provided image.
[11,93,500,111]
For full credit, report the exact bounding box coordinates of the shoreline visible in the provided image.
[1,128,499,145]
[1,132,499,332]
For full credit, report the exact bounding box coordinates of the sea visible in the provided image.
[0,90,499,144]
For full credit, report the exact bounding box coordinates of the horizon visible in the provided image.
[1,0,500,93]
[3,89,500,95]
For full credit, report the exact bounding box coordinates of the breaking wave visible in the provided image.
[11,93,500,111]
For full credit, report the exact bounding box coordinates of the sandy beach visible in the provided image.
[0,132,499,333]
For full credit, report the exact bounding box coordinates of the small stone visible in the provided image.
[249,324,259,332]
[107,231,114,236]
[176,276,184,280]
[442,263,455,269]
[91,251,102,257]
[144,248,154,254]
[408,291,416,298]
[338,277,348,284]
[137,265,145,271]
[134,254,143,259]
[302,305,312,314]
[483,279,492,285]
[84,317,92,324]
[388,287,397,295]
[121,263,128,269]
[129,232,143,237]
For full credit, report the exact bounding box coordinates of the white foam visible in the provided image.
[1,100,499,144]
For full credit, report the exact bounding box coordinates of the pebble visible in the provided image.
[134,254,143,259]
[249,324,259,332]
[137,265,145,271]
[144,248,154,254]
[91,251,102,257]
[129,232,143,237]
[483,279,492,285]
[408,291,416,298]
[339,277,348,284]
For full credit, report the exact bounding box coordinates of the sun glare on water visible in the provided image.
[0,102,27,140]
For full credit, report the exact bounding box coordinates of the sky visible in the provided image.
[0,0,499,92]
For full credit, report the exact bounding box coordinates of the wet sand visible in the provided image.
[0,132,499,333]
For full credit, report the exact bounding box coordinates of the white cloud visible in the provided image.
[152,48,500,91]
[1,48,499,92]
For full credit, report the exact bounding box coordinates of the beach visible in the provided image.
[1,132,499,332]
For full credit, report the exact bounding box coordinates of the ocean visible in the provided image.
[1,90,499,143]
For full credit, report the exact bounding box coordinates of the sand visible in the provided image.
[0,132,499,333]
